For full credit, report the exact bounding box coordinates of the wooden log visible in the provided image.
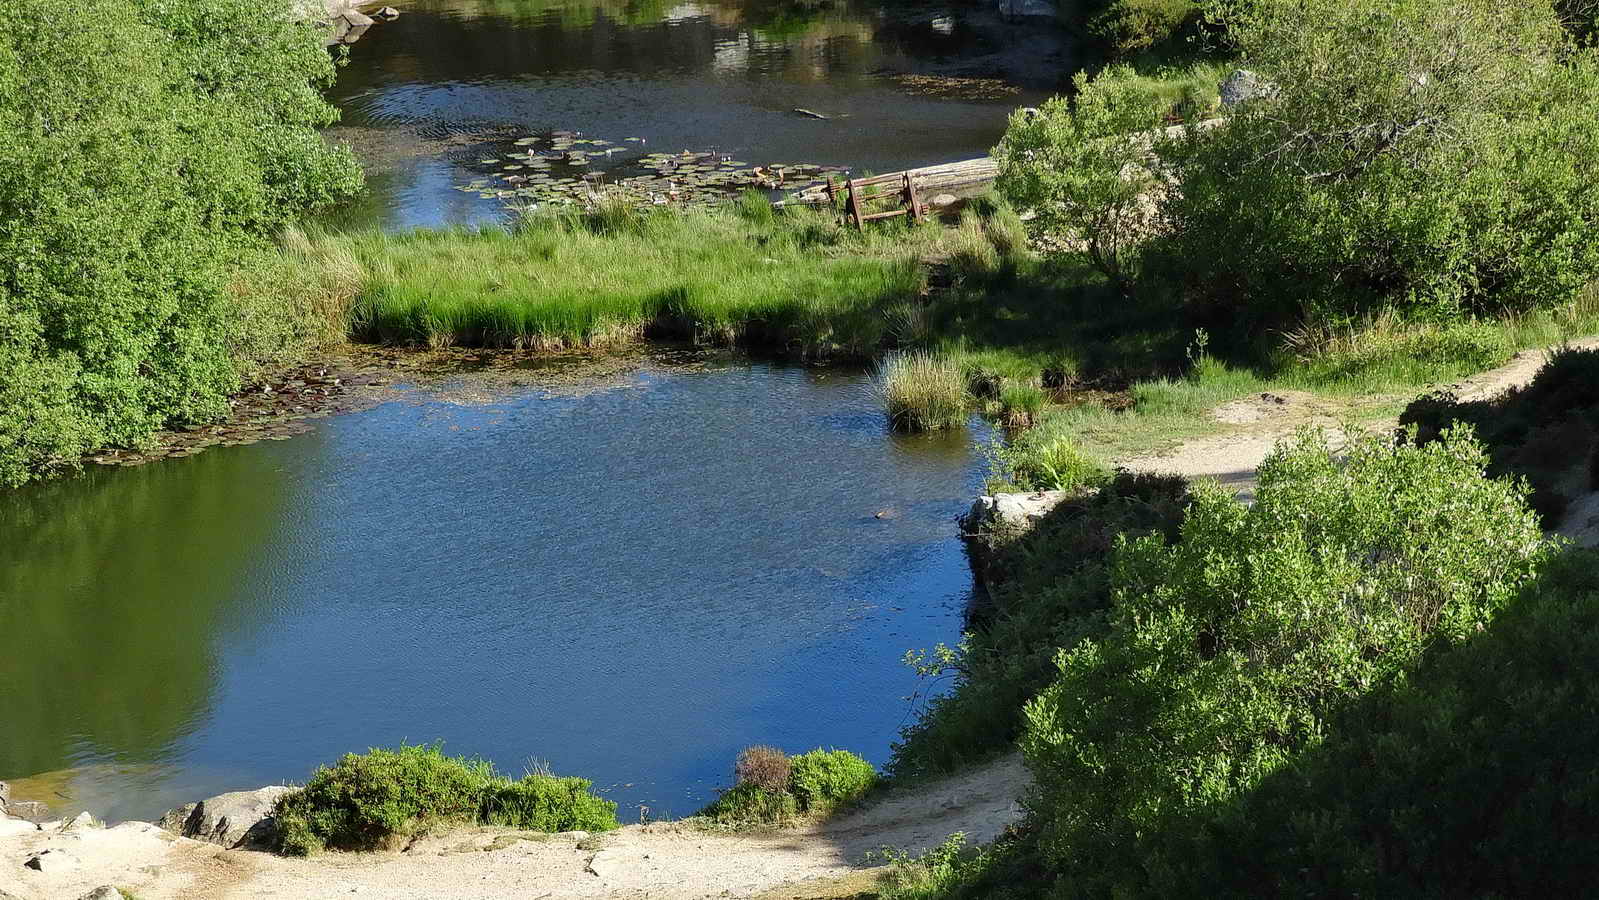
[847,179,864,229]
[862,209,909,222]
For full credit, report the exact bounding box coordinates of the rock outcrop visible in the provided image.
[1219,69,1278,107]
[158,786,293,850]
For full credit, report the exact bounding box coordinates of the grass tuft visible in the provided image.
[879,352,969,432]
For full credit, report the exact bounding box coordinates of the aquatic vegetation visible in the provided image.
[879,352,969,432]
[456,129,850,211]
[273,744,618,855]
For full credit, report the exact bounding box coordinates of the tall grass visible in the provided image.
[308,196,1016,358]
[880,352,969,431]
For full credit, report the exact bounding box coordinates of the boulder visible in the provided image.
[1218,69,1278,107]
[963,490,1072,537]
[5,800,49,823]
[929,193,959,208]
[160,786,293,850]
[78,888,123,900]
[374,5,400,19]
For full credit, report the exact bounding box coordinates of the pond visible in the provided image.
[0,357,992,822]
[324,0,1075,228]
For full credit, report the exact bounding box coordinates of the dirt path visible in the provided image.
[1119,338,1599,501]
[0,755,1027,900]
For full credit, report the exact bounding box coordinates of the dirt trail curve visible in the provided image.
[1118,338,1599,502]
[0,755,1027,900]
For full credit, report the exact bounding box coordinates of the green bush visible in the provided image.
[273,745,618,855]
[891,472,1189,778]
[788,749,878,816]
[1084,0,1204,56]
[995,67,1169,293]
[1159,546,1599,897]
[1019,428,1551,894]
[698,746,877,824]
[1148,0,1599,337]
[985,430,1107,493]
[0,0,359,487]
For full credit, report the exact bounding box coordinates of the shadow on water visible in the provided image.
[0,443,314,819]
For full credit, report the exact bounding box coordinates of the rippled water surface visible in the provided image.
[1,359,991,821]
[326,0,1074,228]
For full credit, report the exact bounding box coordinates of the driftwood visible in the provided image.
[792,108,829,120]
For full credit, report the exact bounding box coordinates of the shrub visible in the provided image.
[880,352,969,431]
[733,745,791,794]
[995,67,1169,293]
[787,749,877,816]
[1084,0,1203,56]
[0,0,360,486]
[986,430,1106,493]
[1018,428,1551,894]
[699,746,877,824]
[273,745,618,855]
[1161,546,1599,896]
[891,472,1189,778]
[1151,0,1599,335]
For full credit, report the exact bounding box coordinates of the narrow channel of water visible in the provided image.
[0,358,991,822]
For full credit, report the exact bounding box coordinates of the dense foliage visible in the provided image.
[273,745,618,854]
[1074,0,1204,56]
[699,746,877,824]
[890,472,1189,778]
[1021,429,1549,894]
[1003,0,1599,351]
[995,69,1167,292]
[0,0,360,487]
[1158,545,1599,897]
[1400,345,1599,525]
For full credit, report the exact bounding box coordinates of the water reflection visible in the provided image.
[1,362,988,822]
[323,0,1073,228]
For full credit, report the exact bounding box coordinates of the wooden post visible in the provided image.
[904,171,924,221]
[847,179,864,229]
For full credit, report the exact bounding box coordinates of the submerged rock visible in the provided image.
[160,786,293,850]
[6,800,50,823]
[77,888,123,900]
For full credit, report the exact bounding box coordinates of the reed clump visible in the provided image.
[880,352,969,431]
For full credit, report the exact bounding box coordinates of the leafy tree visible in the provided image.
[0,0,360,487]
[1153,0,1599,334]
[995,67,1169,294]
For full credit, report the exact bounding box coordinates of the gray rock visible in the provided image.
[77,888,123,900]
[930,193,959,207]
[160,786,293,850]
[0,779,10,809]
[1219,69,1278,107]
[6,800,50,823]
[374,5,400,19]
[156,802,196,835]
[963,490,1073,536]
